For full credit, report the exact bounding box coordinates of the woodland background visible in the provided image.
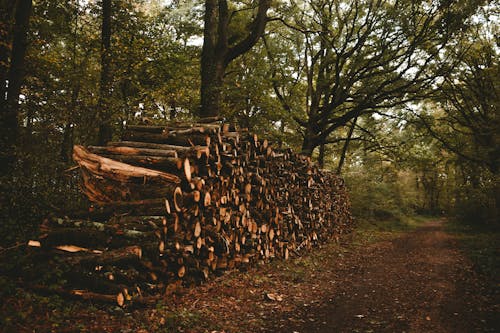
[0,0,498,247]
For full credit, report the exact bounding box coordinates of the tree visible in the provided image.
[0,0,32,173]
[199,0,271,117]
[269,0,480,158]
[97,0,113,145]
[421,37,499,174]
[413,15,499,224]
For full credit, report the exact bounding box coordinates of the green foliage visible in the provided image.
[343,161,412,223]
[1,0,203,244]
[0,0,497,248]
[446,220,500,279]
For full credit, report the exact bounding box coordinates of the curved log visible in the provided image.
[73,145,181,184]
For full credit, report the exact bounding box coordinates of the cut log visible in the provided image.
[122,131,211,147]
[91,196,178,216]
[88,145,178,158]
[64,245,142,266]
[126,123,220,133]
[78,167,180,203]
[107,141,209,158]
[73,145,181,184]
[96,154,183,173]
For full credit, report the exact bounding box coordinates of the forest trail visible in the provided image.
[268,219,498,333]
[2,219,498,332]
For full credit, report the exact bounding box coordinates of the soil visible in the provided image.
[172,219,498,333]
[263,219,499,333]
[2,219,498,332]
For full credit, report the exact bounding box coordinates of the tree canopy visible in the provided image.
[0,0,498,245]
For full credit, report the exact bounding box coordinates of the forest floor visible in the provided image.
[1,217,498,332]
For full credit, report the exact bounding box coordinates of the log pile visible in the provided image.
[31,118,352,306]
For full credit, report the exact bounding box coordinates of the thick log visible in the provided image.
[97,154,183,173]
[92,196,180,216]
[46,218,159,240]
[29,285,158,307]
[79,168,180,203]
[107,141,209,157]
[73,145,181,184]
[122,131,210,147]
[196,116,224,123]
[127,123,220,133]
[64,245,142,266]
[39,228,109,249]
[88,145,178,158]
[106,142,210,161]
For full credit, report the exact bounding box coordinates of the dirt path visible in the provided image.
[2,219,498,332]
[267,220,498,333]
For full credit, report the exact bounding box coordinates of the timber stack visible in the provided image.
[30,117,352,307]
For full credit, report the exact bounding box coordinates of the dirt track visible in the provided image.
[2,220,498,332]
[268,220,499,333]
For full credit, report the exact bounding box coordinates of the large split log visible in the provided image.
[73,145,181,184]
[127,123,221,133]
[89,194,182,217]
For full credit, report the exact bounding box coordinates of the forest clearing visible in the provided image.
[1,0,498,332]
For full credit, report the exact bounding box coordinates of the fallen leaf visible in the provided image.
[264,293,283,302]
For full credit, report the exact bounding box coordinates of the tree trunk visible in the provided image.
[318,143,325,168]
[200,0,224,118]
[60,123,74,162]
[336,117,358,175]
[97,0,112,145]
[200,59,225,118]
[0,0,15,101]
[199,0,270,118]
[0,0,32,174]
[301,123,318,157]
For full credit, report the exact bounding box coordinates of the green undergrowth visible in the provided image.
[352,214,432,244]
[446,220,500,280]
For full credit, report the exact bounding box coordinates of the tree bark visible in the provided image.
[97,0,112,145]
[0,0,15,101]
[318,143,325,169]
[336,117,358,175]
[199,0,271,118]
[301,125,318,157]
[0,0,31,174]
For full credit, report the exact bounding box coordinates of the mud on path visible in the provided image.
[266,219,499,333]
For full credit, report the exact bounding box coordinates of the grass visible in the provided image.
[351,214,432,244]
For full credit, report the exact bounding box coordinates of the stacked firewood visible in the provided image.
[30,118,352,306]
